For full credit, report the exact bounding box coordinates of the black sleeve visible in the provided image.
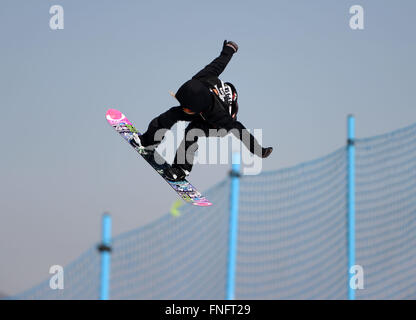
[202,103,263,157]
[192,46,235,80]
[230,121,263,157]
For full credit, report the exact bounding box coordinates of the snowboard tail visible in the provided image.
[106,109,212,207]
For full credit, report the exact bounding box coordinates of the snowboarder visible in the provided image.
[131,40,273,181]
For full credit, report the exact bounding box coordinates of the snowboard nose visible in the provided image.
[106,109,123,121]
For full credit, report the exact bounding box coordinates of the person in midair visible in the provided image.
[131,40,273,181]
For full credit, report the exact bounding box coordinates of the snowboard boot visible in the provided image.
[164,165,190,182]
[262,147,273,158]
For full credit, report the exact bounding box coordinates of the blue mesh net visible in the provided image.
[109,180,230,299]
[355,123,416,299]
[11,247,100,300]
[10,121,416,300]
[235,148,348,299]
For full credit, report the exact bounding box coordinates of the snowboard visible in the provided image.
[106,109,212,206]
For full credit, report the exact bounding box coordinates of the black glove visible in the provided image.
[262,147,273,158]
[223,40,238,53]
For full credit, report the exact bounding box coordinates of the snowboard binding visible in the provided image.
[164,165,190,182]
[129,133,157,155]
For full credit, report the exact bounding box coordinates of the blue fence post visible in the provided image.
[98,213,112,300]
[226,152,241,300]
[347,115,356,300]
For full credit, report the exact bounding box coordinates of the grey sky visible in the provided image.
[1,0,415,295]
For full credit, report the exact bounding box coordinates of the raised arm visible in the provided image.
[192,40,238,80]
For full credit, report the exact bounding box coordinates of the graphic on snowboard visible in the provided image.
[106,108,212,206]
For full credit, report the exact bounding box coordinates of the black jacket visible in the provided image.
[176,45,238,130]
[141,45,263,156]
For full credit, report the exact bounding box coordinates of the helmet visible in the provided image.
[224,82,238,119]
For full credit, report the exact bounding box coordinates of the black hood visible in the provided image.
[175,79,212,113]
